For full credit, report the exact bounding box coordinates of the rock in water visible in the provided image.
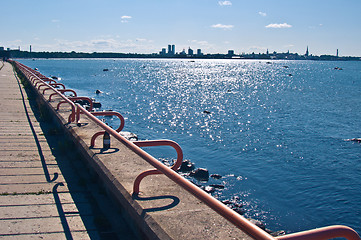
[190,168,209,181]
[178,160,195,172]
[210,174,222,179]
[204,186,215,193]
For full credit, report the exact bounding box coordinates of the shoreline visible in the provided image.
[3,50,361,61]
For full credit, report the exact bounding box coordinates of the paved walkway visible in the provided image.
[0,61,122,239]
[4,60,258,240]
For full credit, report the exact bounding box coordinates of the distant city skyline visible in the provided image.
[0,43,341,57]
[1,0,361,56]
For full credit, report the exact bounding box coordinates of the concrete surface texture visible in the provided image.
[6,59,259,239]
[33,61,255,239]
[0,61,135,239]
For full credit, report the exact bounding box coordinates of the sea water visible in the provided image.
[19,58,361,234]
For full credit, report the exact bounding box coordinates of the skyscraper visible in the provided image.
[188,47,193,55]
[168,45,172,54]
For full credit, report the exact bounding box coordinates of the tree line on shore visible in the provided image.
[2,49,360,61]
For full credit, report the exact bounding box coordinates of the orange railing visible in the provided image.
[88,111,125,147]
[13,61,76,123]
[276,225,360,240]
[10,60,360,240]
[132,139,184,195]
[56,96,94,111]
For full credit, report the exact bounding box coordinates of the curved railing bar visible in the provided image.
[38,83,52,91]
[276,225,360,240]
[16,63,52,85]
[43,84,66,94]
[90,111,125,132]
[132,140,183,195]
[13,61,76,123]
[89,111,125,147]
[49,89,77,101]
[35,79,56,88]
[42,87,54,95]
[50,83,66,89]
[73,102,275,240]
[57,97,94,112]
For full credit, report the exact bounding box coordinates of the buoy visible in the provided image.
[103,131,110,150]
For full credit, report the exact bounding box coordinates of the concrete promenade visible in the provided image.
[0,61,131,239]
[3,60,360,240]
[4,60,257,240]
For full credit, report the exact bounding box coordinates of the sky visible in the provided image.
[1,0,361,56]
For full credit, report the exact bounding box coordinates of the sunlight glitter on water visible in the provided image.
[20,58,361,234]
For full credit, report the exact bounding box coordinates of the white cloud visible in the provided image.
[136,38,153,43]
[211,23,234,30]
[42,37,157,53]
[190,40,212,47]
[121,15,132,19]
[5,39,23,49]
[191,40,207,44]
[249,45,267,52]
[188,40,217,53]
[265,23,292,28]
[218,1,232,6]
[121,15,132,23]
[51,19,60,23]
[258,11,267,17]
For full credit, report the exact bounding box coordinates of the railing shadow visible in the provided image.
[13,67,104,239]
[132,194,180,218]
[92,147,120,155]
[53,183,73,240]
[14,68,58,183]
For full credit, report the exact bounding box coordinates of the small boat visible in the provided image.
[103,68,109,71]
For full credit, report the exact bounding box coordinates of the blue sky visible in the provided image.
[2,0,361,56]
